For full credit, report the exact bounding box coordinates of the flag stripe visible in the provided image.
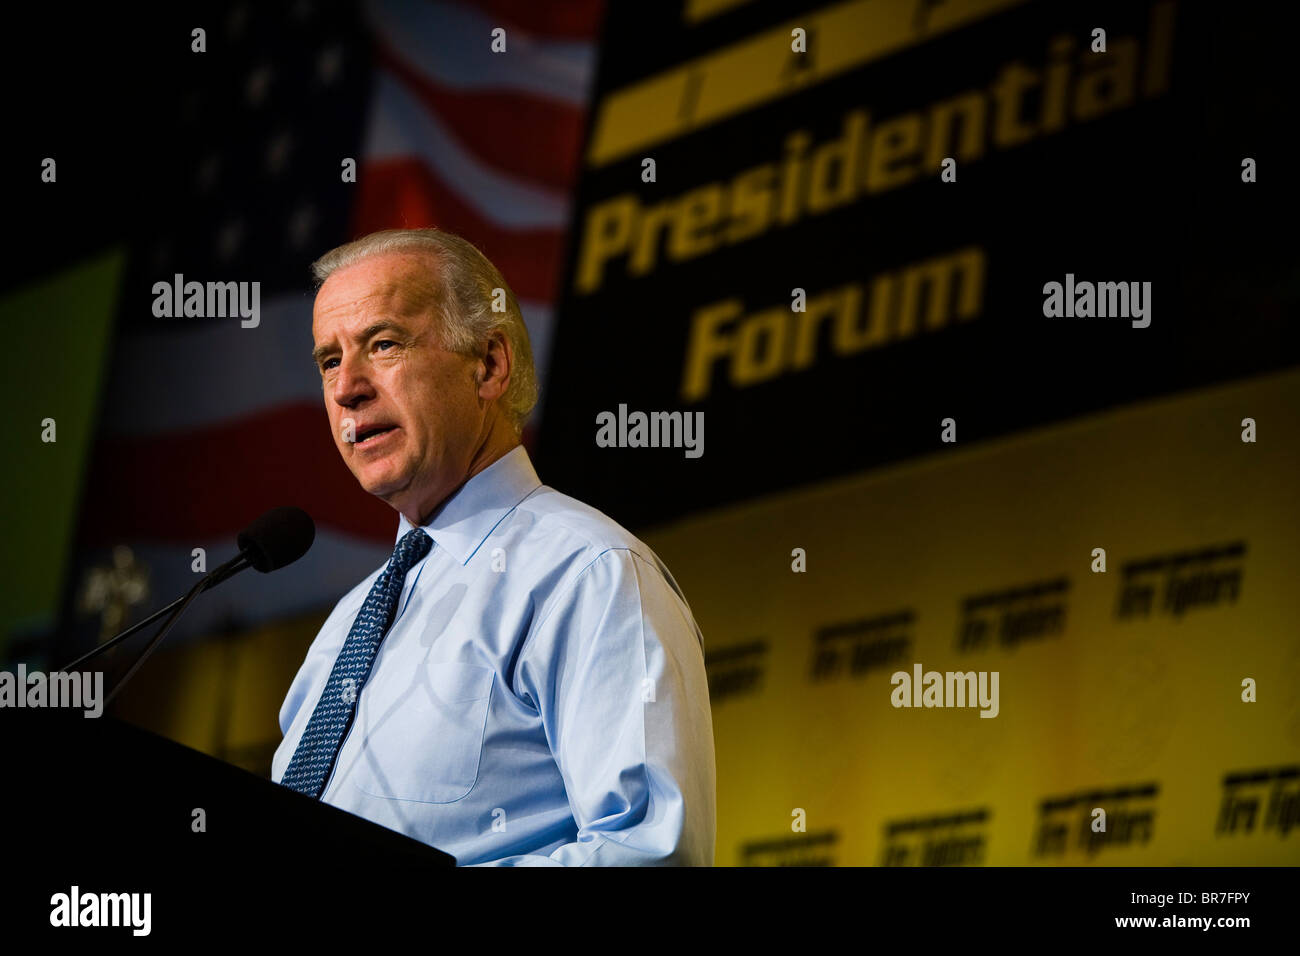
[363,69,570,230]
[353,157,564,303]
[466,0,605,41]
[81,403,395,547]
[365,0,598,102]
[374,38,586,191]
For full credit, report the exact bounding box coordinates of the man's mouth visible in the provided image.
[355,425,398,448]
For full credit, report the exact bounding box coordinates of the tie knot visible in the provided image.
[391,528,432,573]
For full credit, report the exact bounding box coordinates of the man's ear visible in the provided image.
[478,331,512,398]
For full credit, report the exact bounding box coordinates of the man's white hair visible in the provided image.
[311,227,538,434]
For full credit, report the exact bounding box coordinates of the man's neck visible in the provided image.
[402,430,521,528]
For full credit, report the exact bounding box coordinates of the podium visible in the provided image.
[1,710,454,935]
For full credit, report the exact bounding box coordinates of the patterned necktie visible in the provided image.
[281,528,433,798]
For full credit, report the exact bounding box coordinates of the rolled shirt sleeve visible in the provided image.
[475,548,716,866]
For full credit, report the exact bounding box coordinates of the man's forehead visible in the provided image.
[313,253,440,336]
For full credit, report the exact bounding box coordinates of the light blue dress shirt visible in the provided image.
[271,445,716,865]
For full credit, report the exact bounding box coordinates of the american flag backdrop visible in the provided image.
[53,0,605,656]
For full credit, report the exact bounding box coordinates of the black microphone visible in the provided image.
[208,505,318,586]
[60,507,316,683]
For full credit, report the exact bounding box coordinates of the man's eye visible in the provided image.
[321,358,339,371]
[375,340,396,352]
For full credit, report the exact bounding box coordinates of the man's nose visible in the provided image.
[331,353,375,409]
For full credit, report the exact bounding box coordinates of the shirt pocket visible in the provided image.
[350,660,494,804]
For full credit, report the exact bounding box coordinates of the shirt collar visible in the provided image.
[395,444,541,565]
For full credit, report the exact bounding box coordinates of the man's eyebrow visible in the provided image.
[311,321,413,366]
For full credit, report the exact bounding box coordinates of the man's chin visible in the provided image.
[354,467,408,501]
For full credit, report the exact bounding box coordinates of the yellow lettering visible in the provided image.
[682,299,743,401]
[669,185,725,261]
[865,114,923,192]
[576,196,639,294]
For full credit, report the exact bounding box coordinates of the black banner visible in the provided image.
[537,0,1298,528]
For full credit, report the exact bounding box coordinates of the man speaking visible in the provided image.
[271,228,716,865]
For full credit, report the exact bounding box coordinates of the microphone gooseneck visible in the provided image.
[58,508,317,686]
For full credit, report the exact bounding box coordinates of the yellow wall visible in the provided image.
[640,367,1300,864]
